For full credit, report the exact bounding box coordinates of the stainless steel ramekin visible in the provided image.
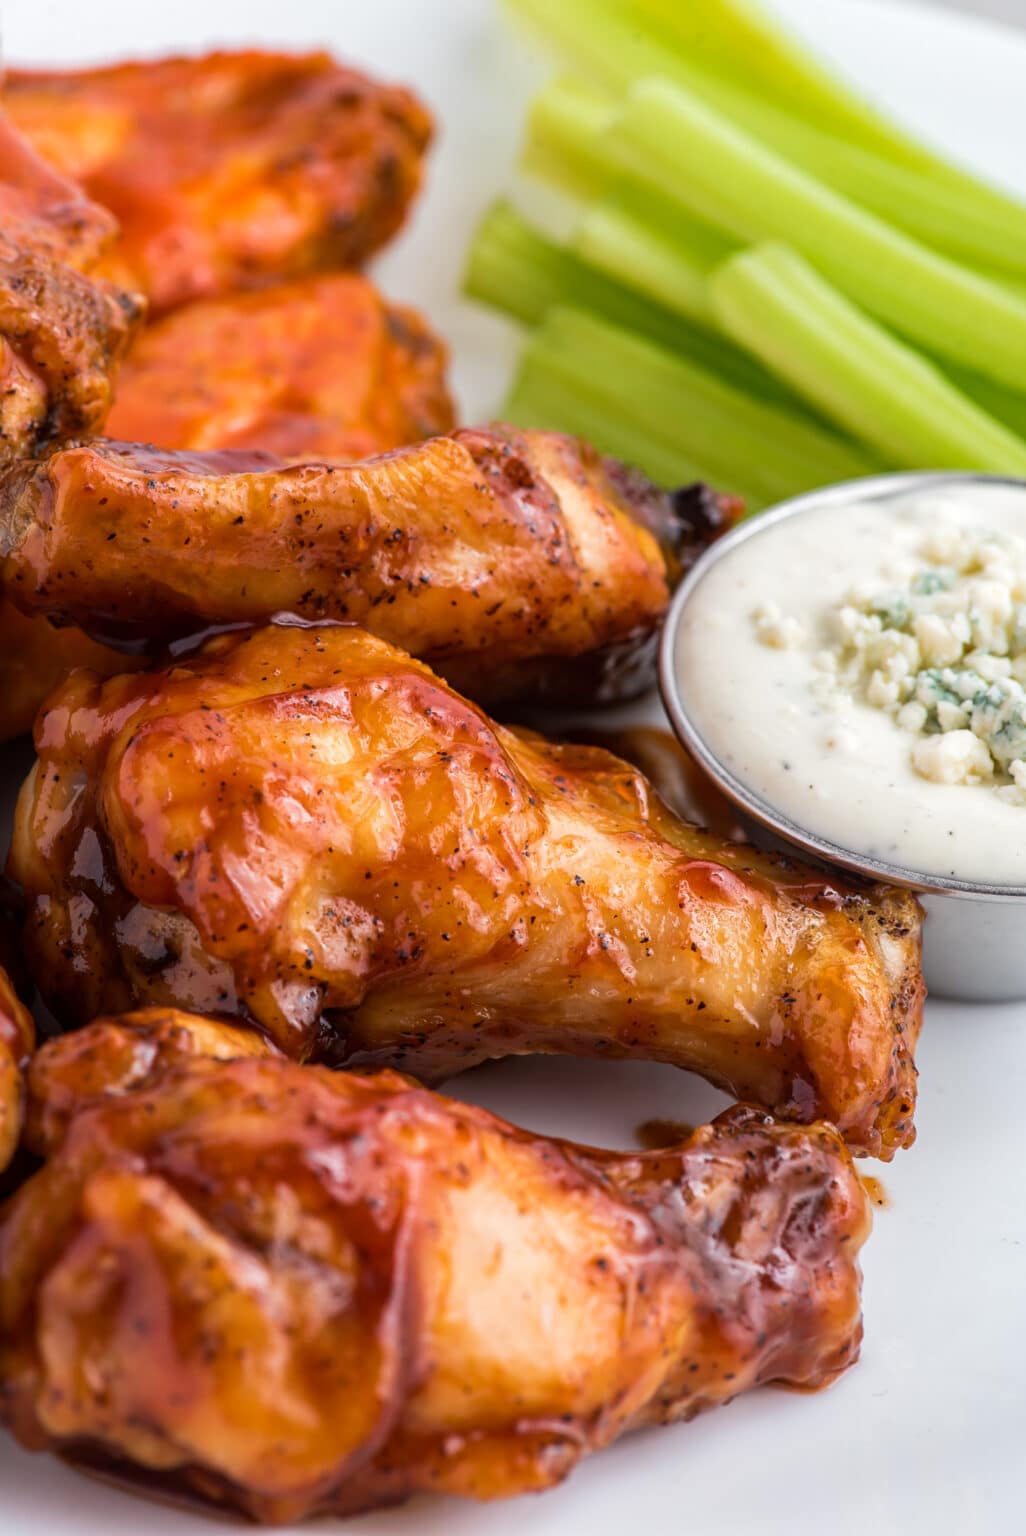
[659,471,1026,1003]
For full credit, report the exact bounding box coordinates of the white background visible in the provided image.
[929,0,1023,23]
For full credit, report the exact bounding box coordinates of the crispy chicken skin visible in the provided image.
[0,966,34,1175]
[6,51,432,315]
[105,274,455,461]
[0,1015,870,1521]
[9,625,923,1156]
[0,427,729,708]
[0,115,141,462]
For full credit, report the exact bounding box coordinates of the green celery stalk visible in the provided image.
[511,340,760,504]
[710,244,1026,475]
[708,97,1026,278]
[462,200,796,407]
[522,74,729,263]
[525,74,1026,284]
[505,0,682,94]
[522,78,736,316]
[610,79,1026,392]
[573,186,731,327]
[529,307,877,504]
[521,76,614,201]
[629,0,991,183]
[504,361,715,492]
[505,0,1026,251]
[941,365,1026,443]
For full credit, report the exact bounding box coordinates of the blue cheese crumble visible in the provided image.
[755,523,1026,802]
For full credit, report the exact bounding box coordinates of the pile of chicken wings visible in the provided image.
[0,47,925,1523]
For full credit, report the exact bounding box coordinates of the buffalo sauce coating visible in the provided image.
[22,1007,280,1159]
[0,115,142,737]
[572,725,749,842]
[0,115,142,466]
[0,427,679,703]
[10,624,924,1157]
[105,273,455,462]
[0,601,143,743]
[0,966,34,1174]
[0,1032,870,1521]
[6,50,433,314]
[860,1175,891,1209]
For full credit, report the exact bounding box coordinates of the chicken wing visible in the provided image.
[6,51,432,315]
[0,117,144,741]
[0,188,453,739]
[22,1006,278,1159]
[9,624,923,1156]
[0,114,141,461]
[0,428,729,708]
[0,602,142,743]
[570,725,749,842]
[0,966,33,1175]
[104,274,455,461]
[0,1015,869,1521]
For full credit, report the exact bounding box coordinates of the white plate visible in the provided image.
[2,2,1026,1532]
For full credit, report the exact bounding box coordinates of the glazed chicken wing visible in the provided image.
[0,603,142,743]
[22,1007,279,1159]
[6,51,432,315]
[9,625,923,1156]
[105,274,455,461]
[0,114,141,461]
[0,966,33,1175]
[0,429,729,707]
[0,1013,869,1521]
[0,116,144,741]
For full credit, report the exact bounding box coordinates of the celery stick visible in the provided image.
[710,245,1026,475]
[611,79,1026,392]
[523,80,736,316]
[941,366,1026,443]
[512,0,1024,215]
[461,199,713,351]
[530,341,856,507]
[505,361,715,492]
[521,76,614,201]
[506,0,1026,246]
[505,0,683,94]
[574,187,730,327]
[463,201,795,407]
[463,199,710,350]
[630,0,987,184]
[706,95,1026,278]
[522,75,730,267]
[573,199,710,323]
[526,73,1026,284]
[517,336,766,503]
[531,308,877,503]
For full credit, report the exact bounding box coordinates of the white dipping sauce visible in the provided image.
[675,481,1026,886]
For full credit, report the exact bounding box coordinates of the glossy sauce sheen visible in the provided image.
[0,966,34,1174]
[105,273,456,462]
[0,427,688,709]
[0,115,142,464]
[860,1174,891,1210]
[676,483,1026,884]
[6,51,433,314]
[0,1013,871,1522]
[9,625,924,1157]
